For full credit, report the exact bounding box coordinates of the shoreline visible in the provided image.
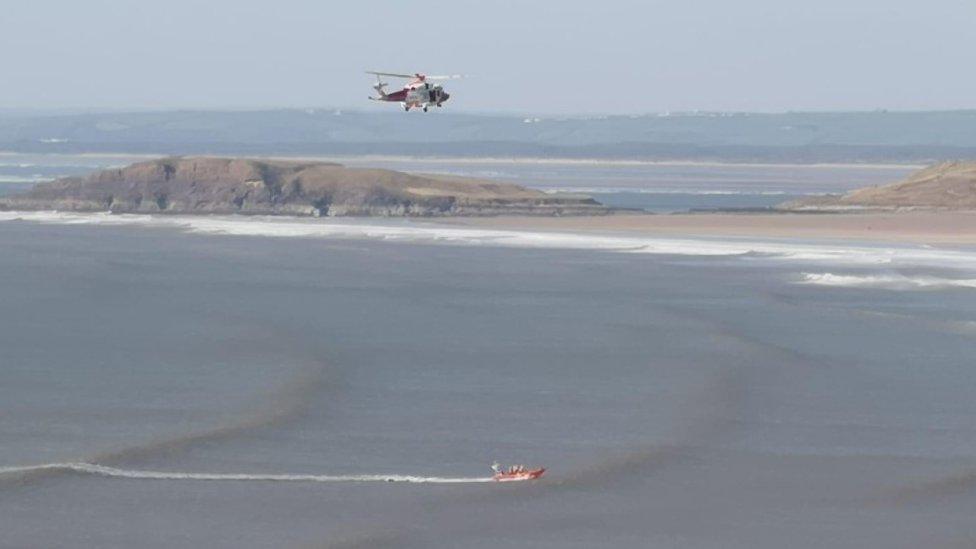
[4,209,976,246]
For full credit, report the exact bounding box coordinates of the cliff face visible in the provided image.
[780,161,976,211]
[0,157,610,216]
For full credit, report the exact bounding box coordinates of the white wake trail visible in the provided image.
[0,462,495,484]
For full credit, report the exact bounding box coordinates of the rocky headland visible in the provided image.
[0,157,610,217]
[779,161,976,212]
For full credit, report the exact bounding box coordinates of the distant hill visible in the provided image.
[780,162,976,211]
[1,109,976,163]
[0,157,609,217]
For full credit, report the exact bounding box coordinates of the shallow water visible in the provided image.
[337,157,916,212]
[1,217,975,548]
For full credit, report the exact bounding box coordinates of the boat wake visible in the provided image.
[0,462,495,484]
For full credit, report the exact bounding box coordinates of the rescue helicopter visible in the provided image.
[366,71,462,112]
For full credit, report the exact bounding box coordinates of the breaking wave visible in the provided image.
[538,187,796,196]
[0,175,53,183]
[799,273,976,290]
[3,211,976,269]
[0,462,494,484]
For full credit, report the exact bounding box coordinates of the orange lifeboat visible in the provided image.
[492,464,546,482]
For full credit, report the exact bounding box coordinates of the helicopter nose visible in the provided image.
[440,92,450,103]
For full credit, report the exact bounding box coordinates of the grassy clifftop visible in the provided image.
[780,162,976,211]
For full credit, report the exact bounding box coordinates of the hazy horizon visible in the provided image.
[3,0,975,115]
[4,106,976,119]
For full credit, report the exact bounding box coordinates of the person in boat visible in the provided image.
[491,462,502,474]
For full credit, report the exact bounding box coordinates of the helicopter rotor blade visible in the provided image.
[424,74,466,81]
[365,71,415,79]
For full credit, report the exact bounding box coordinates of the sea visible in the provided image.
[337,156,917,212]
[1,156,975,548]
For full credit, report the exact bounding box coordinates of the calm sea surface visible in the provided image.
[1,211,975,547]
[338,157,916,212]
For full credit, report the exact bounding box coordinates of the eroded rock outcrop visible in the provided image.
[0,157,610,217]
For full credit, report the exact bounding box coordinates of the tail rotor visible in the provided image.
[370,74,388,100]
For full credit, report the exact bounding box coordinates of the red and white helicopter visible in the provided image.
[367,71,462,112]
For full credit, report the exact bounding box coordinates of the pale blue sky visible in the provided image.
[2,0,974,114]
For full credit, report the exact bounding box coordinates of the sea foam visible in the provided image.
[799,272,976,290]
[538,187,796,196]
[0,462,494,484]
[2,211,976,270]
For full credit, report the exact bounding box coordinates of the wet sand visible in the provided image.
[442,211,976,245]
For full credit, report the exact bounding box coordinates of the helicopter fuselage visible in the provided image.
[369,73,452,112]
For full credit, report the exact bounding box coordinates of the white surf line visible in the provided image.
[0,462,494,484]
[798,272,976,290]
[6,211,976,269]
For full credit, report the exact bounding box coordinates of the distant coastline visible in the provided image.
[0,151,926,170]
[3,109,975,164]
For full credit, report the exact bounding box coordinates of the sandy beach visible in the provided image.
[443,211,976,245]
